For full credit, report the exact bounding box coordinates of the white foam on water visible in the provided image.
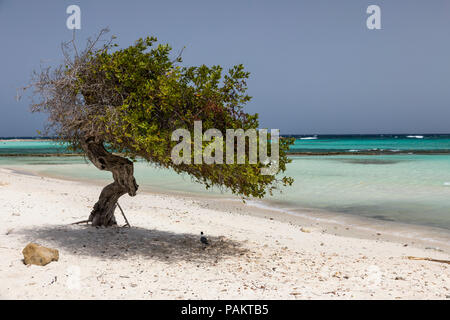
[300,137,318,140]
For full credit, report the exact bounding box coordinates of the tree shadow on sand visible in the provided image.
[16,225,250,263]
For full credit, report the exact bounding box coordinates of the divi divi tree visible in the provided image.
[27,29,293,227]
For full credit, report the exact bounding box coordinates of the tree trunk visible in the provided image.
[81,137,139,227]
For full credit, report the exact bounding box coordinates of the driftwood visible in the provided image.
[407,256,450,265]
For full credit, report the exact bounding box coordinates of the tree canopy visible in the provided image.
[29,30,293,202]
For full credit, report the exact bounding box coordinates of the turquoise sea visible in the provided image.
[1,135,450,231]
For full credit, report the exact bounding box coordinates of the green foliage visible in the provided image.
[73,36,294,198]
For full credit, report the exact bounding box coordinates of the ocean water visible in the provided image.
[288,134,450,153]
[0,139,70,155]
[2,134,450,154]
[1,135,450,230]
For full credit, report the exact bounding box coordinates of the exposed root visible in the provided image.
[70,219,90,225]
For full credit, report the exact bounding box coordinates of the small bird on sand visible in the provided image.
[200,232,209,245]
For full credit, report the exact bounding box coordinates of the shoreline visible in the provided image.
[0,167,449,299]
[3,165,450,254]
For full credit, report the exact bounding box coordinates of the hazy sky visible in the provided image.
[1,0,450,136]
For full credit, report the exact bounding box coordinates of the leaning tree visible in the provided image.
[26,30,293,227]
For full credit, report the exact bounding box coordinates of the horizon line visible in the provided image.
[2,133,450,139]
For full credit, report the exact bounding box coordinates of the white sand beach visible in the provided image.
[0,168,449,299]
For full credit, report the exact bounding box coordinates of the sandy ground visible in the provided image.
[0,168,449,299]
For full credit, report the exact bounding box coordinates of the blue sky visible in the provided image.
[1,0,450,136]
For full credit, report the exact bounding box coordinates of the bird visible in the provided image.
[200,231,209,245]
